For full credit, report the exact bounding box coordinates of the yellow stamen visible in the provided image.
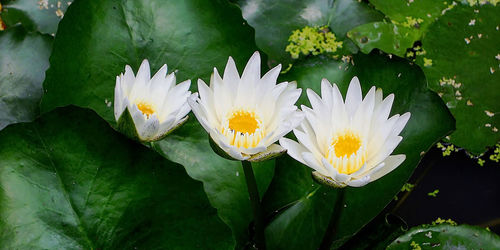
[221,110,264,148]
[333,132,362,157]
[137,102,155,117]
[228,110,259,134]
[327,131,365,175]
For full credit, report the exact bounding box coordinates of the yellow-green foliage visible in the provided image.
[436,142,459,156]
[286,26,343,59]
[478,158,485,166]
[401,16,424,28]
[410,241,422,250]
[489,143,500,163]
[432,217,457,226]
[427,189,439,197]
[401,183,415,192]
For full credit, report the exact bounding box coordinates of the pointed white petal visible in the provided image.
[240,51,261,84]
[279,138,308,165]
[321,79,333,107]
[135,59,151,87]
[302,152,329,176]
[223,56,240,85]
[345,76,363,116]
[369,155,406,182]
[392,112,411,136]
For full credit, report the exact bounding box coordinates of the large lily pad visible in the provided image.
[39,0,273,247]
[348,0,449,55]
[387,224,500,249]
[237,0,383,65]
[0,107,232,249]
[1,0,71,35]
[0,25,52,130]
[261,53,455,249]
[415,3,500,154]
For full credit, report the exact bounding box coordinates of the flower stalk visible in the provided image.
[242,160,266,249]
[319,188,346,250]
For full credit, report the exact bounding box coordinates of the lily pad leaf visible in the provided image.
[261,53,455,249]
[387,224,500,249]
[0,106,232,249]
[415,3,500,154]
[0,25,52,130]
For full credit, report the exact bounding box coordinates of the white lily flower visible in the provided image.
[114,59,193,142]
[280,77,411,187]
[188,52,304,161]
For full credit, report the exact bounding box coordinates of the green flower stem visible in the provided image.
[242,160,266,249]
[319,188,346,250]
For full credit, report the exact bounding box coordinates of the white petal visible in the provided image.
[188,95,212,133]
[348,175,370,187]
[240,51,261,84]
[122,65,135,95]
[345,76,362,116]
[392,112,411,136]
[129,103,147,131]
[369,154,406,182]
[223,56,240,86]
[302,152,328,176]
[263,110,304,146]
[138,114,160,141]
[260,64,281,91]
[321,79,333,107]
[279,138,308,165]
[149,64,168,90]
[114,76,125,121]
[353,86,375,136]
[135,59,151,88]
[157,115,176,136]
[321,158,351,184]
[213,69,233,119]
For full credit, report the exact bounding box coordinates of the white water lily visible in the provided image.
[280,77,411,187]
[188,52,304,161]
[114,59,192,142]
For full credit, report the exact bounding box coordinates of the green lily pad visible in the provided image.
[39,0,274,247]
[352,0,450,54]
[1,0,71,35]
[415,3,500,154]
[261,53,455,249]
[348,22,420,57]
[0,107,232,249]
[0,25,52,130]
[237,0,383,65]
[387,224,500,249]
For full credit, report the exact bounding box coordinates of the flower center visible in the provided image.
[228,110,259,134]
[327,131,366,175]
[333,133,362,157]
[221,109,265,149]
[137,102,155,117]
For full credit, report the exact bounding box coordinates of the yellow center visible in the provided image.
[333,133,362,157]
[228,111,259,134]
[137,102,155,117]
[327,131,366,175]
